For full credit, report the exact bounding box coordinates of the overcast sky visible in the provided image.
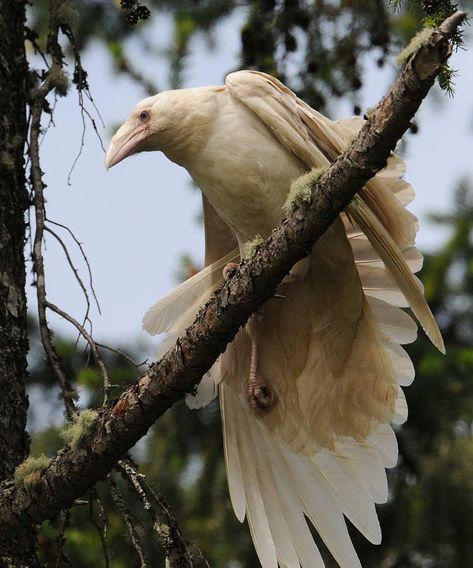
[31,10,473,352]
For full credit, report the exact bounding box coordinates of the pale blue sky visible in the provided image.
[30,11,473,350]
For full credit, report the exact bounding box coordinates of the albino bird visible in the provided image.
[105,70,444,568]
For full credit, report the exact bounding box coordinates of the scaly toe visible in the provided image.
[247,380,277,412]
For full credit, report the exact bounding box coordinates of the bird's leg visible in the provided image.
[223,260,278,410]
[246,314,277,412]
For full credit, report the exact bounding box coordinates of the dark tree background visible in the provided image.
[0,1,472,567]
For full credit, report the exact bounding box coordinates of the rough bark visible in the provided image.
[0,1,41,566]
[0,9,465,540]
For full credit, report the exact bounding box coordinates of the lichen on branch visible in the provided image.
[61,409,99,449]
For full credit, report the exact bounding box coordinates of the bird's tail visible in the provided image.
[220,380,401,568]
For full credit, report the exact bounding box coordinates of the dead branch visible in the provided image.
[45,300,112,406]
[46,218,101,314]
[54,509,71,568]
[89,489,111,568]
[0,9,466,533]
[118,459,200,568]
[108,475,150,568]
[95,342,148,368]
[29,58,78,418]
[45,225,94,331]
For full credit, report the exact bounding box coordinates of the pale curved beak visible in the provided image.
[105,123,149,170]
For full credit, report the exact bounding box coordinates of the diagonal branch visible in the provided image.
[0,10,466,532]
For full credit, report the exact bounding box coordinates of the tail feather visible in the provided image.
[222,384,365,568]
[282,449,363,568]
[336,438,389,504]
[314,450,382,544]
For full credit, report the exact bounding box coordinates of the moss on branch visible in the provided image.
[14,455,51,488]
[61,409,99,449]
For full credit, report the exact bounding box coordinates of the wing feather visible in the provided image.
[202,194,238,266]
[142,248,238,336]
[225,69,443,352]
[348,196,444,352]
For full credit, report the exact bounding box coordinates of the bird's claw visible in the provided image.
[223,261,239,281]
[247,377,277,412]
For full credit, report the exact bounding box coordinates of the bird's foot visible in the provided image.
[223,261,239,281]
[247,373,277,412]
[246,314,276,411]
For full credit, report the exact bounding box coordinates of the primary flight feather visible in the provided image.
[105,70,444,568]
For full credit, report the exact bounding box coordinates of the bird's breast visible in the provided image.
[185,95,307,245]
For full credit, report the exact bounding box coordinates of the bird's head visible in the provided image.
[105,93,174,170]
[105,87,217,170]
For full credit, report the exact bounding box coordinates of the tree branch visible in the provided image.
[29,0,78,419]
[0,10,466,533]
[117,459,200,567]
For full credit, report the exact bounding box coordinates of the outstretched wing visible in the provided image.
[143,195,239,406]
[218,70,442,568]
[225,69,443,353]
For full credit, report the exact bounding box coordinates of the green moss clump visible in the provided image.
[396,28,436,65]
[14,454,51,488]
[242,235,264,259]
[283,167,327,215]
[61,409,99,449]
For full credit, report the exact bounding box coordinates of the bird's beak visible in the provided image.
[105,122,149,170]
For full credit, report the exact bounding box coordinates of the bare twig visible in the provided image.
[118,459,199,568]
[59,25,105,184]
[45,226,93,331]
[46,217,102,314]
[96,342,148,368]
[108,475,150,568]
[46,300,111,406]
[89,490,111,568]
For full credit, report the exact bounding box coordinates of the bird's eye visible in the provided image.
[139,110,150,122]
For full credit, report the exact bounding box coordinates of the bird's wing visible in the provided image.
[185,195,238,408]
[142,197,238,406]
[142,248,238,354]
[202,194,238,266]
[226,69,443,353]
[218,70,440,567]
